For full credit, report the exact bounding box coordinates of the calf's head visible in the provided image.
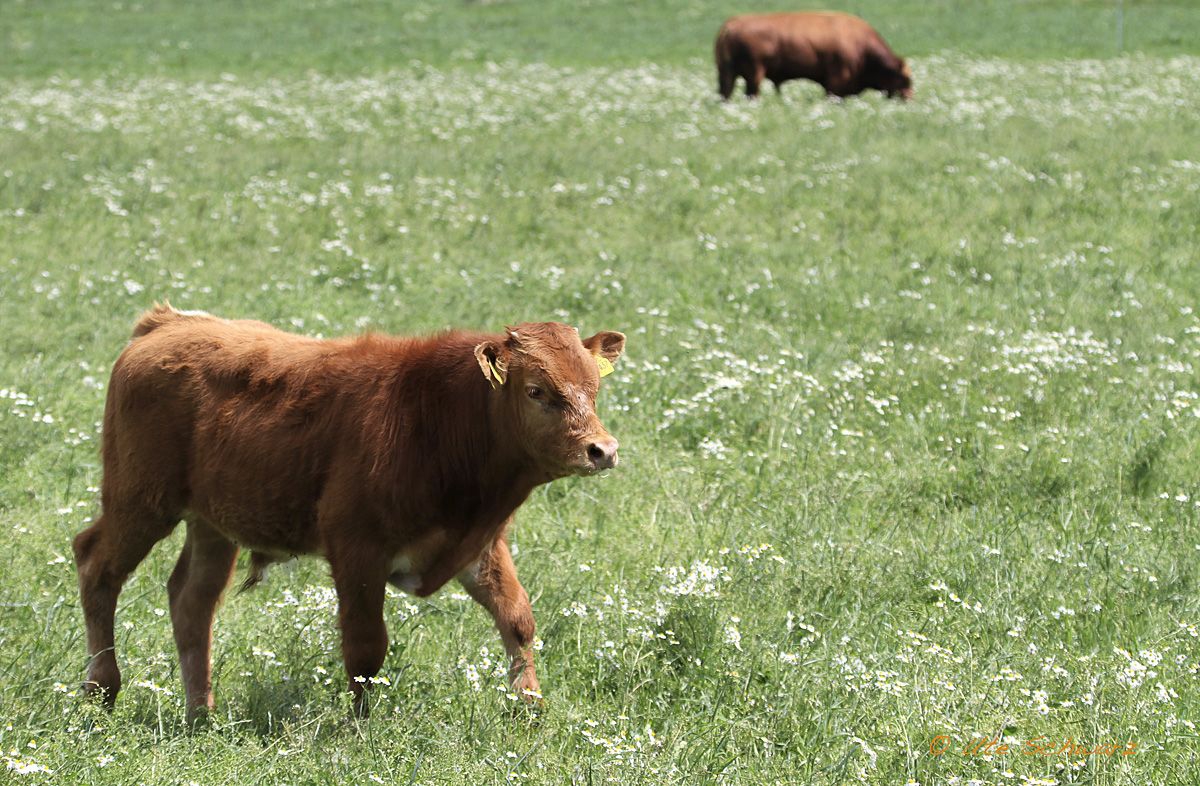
[475,322,625,479]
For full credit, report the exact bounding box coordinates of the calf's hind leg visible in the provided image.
[458,532,540,702]
[168,520,238,722]
[73,507,178,706]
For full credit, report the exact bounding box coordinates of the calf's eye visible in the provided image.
[527,386,543,400]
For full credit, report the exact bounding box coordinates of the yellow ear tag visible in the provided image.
[487,358,506,388]
[594,355,614,378]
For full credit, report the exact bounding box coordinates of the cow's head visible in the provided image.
[475,322,625,479]
[887,59,914,100]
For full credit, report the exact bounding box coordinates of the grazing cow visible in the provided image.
[73,305,625,719]
[714,11,912,100]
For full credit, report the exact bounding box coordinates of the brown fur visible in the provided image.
[73,304,625,719]
[715,11,913,100]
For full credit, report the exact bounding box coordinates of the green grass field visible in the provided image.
[3,1,1200,783]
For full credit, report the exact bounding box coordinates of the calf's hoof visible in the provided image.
[81,666,120,709]
[510,671,544,707]
[81,681,117,708]
[184,704,214,729]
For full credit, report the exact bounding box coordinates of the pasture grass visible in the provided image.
[2,2,1200,784]
[3,0,1199,78]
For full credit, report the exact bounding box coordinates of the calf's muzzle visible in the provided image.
[586,436,619,470]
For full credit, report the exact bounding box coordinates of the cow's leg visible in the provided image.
[457,533,540,702]
[824,66,857,99]
[167,519,238,723]
[744,64,765,98]
[330,547,389,717]
[73,508,178,706]
[717,64,736,100]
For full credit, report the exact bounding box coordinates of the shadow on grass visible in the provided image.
[106,679,352,744]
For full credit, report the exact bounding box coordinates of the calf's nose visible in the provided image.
[586,437,619,470]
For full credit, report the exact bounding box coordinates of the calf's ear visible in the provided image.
[474,341,508,388]
[582,331,626,364]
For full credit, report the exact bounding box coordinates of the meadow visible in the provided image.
[2,1,1200,784]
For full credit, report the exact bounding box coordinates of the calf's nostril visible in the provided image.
[586,439,618,469]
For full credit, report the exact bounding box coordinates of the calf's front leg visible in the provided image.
[457,532,541,701]
[329,546,390,717]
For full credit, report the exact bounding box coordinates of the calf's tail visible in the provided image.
[238,552,275,593]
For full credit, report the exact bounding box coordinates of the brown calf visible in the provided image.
[73,305,625,719]
[715,11,912,100]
